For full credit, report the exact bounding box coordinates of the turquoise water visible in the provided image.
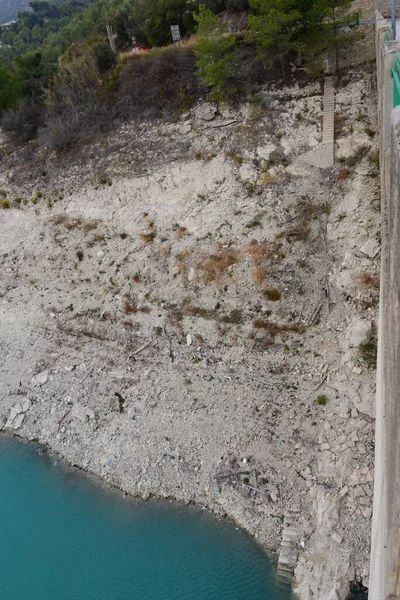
[0,436,293,600]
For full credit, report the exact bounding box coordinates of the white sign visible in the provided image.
[170,25,181,43]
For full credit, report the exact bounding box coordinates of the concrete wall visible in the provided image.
[369,13,400,600]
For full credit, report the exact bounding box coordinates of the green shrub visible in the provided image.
[316,394,328,406]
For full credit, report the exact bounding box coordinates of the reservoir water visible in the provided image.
[0,436,294,600]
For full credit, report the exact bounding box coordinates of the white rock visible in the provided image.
[195,102,217,121]
[359,238,380,258]
[22,398,32,412]
[326,579,349,600]
[256,143,276,161]
[13,413,25,430]
[188,267,196,282]
[179,124,192,135]
[186,334,192,346]
[331,532,343,544]
[239,163,258,183]
[127,407,137,420]
[361,506,372,519]
[345,319,372,348]
[71,403,95,424]
[31,371,48,387]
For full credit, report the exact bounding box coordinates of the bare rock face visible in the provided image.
[0,74,379,600]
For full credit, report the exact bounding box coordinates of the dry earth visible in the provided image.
[0,70,379,599]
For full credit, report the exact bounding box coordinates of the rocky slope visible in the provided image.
[0,71,379,599]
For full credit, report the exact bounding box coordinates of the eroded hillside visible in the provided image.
[0,72,378,599]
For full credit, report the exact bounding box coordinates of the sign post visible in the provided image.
[170,25,181,45]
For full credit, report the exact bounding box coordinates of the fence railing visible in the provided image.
[393,54,400,107]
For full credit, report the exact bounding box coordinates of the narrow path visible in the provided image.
[322,76,335,147]
[296,76,335,169]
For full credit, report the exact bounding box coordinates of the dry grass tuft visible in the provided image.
[358,272,379,288]
[336,167,350,180]
[247,240,284,266]
[182,305,217,320]
[176,226,187,239]
[262,287,281,301]
[52,214,101,231]
[200,248,239,284]
[252,266,268,287]
[220,309,243,324]
[253,319,305,333]
[139,230,156,243]
[124,302,137,314]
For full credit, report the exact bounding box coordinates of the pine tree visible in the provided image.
[194,6,239,102]
[247,0,302,81]
[0,65,21,117]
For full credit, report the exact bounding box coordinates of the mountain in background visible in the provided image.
[0,0,29,23]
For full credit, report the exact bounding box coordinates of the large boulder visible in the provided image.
[345,319,372,348]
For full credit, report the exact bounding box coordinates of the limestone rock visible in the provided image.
[359,238,380,258]
[71,403,95,424]
[179,123,191,135]
[22,398,32,412]
[239,163,258,183]
[256,144,276,161]
[13,413,25,430]
[326,579,349,600]
[345,319,372,348]
[9,404,23,423]
[31,370,48,387]
[195,102,217,121]
[331,532,343,544]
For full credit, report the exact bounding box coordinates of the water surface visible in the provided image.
[0,436,293,600]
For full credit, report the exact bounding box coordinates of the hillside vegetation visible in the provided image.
[0,0,360,149]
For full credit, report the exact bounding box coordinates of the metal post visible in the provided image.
[392,0,396,40]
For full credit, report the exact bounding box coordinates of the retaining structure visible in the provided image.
[369,11,400,600]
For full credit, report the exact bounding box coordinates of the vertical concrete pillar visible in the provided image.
[380,42,400,197]
[370,15,400,599]
[370,85,400,597]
